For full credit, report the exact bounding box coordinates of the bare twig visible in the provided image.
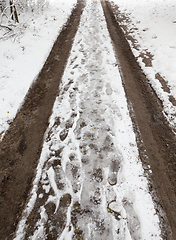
[0,24,12,31]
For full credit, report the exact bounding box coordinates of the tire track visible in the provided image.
[0,1,85,239]
[101,1,176,238]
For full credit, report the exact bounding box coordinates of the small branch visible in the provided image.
[0,24,12,31]
[0,6,10,24]
[10,0,19,23]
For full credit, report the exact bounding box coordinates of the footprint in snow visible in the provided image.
[108,159,121,186]
[122,197,141,240]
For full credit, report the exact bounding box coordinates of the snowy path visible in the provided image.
[15,0,161,239]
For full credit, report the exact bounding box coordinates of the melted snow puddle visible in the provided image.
[14,0,161,239]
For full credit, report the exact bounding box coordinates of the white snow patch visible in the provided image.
[0,0,77,140]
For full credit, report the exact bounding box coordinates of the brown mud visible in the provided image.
[102,1,176,239]
[0,1,85,239]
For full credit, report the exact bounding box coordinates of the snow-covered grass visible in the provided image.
[0,0,77,140]
[112,0,176,129]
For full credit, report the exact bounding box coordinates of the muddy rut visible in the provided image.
[0,1,85,238]
[0,0,176,239]
[102,1,176,238]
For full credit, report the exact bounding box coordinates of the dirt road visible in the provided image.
[0,0,176,239]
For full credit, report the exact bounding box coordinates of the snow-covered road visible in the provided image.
[15,0,161,239]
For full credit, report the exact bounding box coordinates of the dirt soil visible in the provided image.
[0,0,176,239]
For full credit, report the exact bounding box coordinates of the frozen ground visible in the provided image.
[0,0,77,139]
[14,0,161,239]
[112,0,176,129]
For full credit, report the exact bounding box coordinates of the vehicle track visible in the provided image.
[102,1,176,238]
[0,1,85,238]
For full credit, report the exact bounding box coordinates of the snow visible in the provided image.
[112,0,176,128]
[0,0,77,140]
[1,0,174,238]
[14,0,161,239]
